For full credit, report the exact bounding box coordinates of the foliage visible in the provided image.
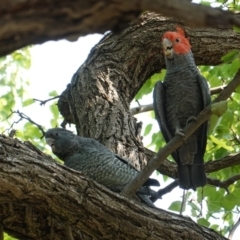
[0,47,64,239]
[0,48,31,125]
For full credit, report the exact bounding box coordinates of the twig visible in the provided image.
[230,128,240,144]
[180,190,187,215]
[229,217,240,240]
[2,112,22,135]
[210,85,227,95]
[3,110,45,137]
[121,70,240,198]
[130,85,226,115]
[150,179,179,202]
[9,129,17,138]
[131,103,153,115]
[199,187,203,217]
[33,96,60,106]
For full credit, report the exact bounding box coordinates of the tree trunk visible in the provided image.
[0,135,227,240]
[61,12,240,169]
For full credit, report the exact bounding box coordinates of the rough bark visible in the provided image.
[61,13,240,169]
[1,0,240,57]
[0,135,227,240]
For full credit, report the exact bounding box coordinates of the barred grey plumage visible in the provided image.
[153,28,211,190]
[45,128,160,206]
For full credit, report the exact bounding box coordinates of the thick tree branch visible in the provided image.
[0,135,227,240]
[205,153,240,173]
[141,0,240,28]
[1,0,240,56]
[122,70,240,197]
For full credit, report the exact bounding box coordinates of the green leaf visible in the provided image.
[232,189,240,206]
[209,115,221,134]
[49,90,59,97]
[235,84,240,93]
[203,186,223,212]
[22,98,34,107]
[233,25,240,34]
[210,224,219,232]
[209,135,234,151]
[143,124,152,136]
[4,232,17,240]
[219,109,234,129]
[50,103,59,120]
[220,194,238,211]
[188,202,200,212]
[211,101,228,117]
[221,49,239,63]
[209,75,221,87]
[135,72,165,100]
[230,57,240,75]
[168,201,182,212]
[197,218,210,227]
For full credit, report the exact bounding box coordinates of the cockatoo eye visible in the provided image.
[176,38,180,42]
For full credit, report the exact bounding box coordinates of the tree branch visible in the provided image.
[1,0,240,56]
[151,180,179,202]
[121,70,240,197]
[229,217,240,240]
[145,149,240,189]
[33,96,60,106]
[131,103,153,115]
[207,175,240,193]
[145,151,240,177]
[140,0,240,28]
[0,135,227,240]
[3,110,46,137]
[205,153,240,173]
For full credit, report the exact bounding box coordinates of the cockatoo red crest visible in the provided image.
[162,27,191,55]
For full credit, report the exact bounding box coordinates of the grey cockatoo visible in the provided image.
[45,128,160,206]
[153,27,211,190]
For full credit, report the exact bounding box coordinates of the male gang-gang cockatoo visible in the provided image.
[153,27,211,190]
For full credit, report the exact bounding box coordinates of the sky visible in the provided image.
[18,19,240,239]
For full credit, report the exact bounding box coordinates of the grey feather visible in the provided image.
[153,51,211,190]
[45,128,160,206]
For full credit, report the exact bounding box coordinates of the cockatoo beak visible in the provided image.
[45,138,55,148]
[162,38,173,59]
